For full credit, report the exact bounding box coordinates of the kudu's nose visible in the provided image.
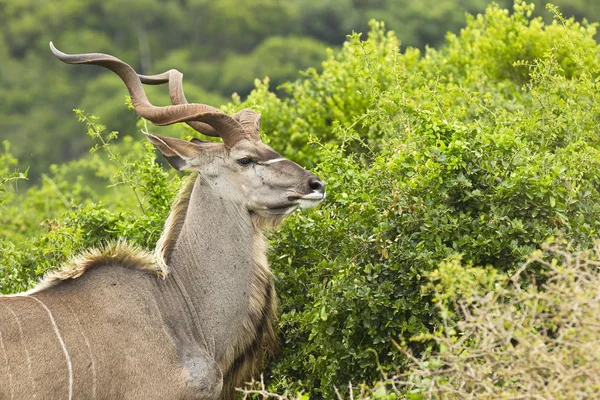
[309,177,325,194]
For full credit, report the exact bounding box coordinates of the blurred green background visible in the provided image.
[0,0,598,181]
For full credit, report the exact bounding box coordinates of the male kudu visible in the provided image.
[0,44,325,399]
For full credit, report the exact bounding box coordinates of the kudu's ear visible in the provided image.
[144,132,203,171]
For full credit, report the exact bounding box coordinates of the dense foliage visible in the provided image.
[2,1,600,398]
[241,241,600,399]
[368,241,600,399]
[0,0,598,179]
[235,1,600,395]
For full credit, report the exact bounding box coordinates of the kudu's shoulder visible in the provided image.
[23,241,166,295]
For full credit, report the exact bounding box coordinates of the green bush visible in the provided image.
[0,142,27,204]
[219,36,328,97]
[241,241,600,399]
[236,1,600,396]
[372,241,600,399]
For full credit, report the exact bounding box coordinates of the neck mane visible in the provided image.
[155,173,278,398]
[18,242,165,296]
[154,173,197,274]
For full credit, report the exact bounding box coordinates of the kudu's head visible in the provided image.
[50,43,325,222]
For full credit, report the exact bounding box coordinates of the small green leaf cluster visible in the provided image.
[0,141,28,206]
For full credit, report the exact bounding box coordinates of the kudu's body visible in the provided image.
[0,44,324,399]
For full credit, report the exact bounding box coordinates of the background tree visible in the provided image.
[0,0,597,179]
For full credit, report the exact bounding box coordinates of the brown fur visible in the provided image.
[155,176,280,399]
[218,231,279,398]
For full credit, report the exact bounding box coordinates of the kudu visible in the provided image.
[0,43,325,399]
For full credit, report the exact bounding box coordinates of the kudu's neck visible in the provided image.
[159,175,262,359]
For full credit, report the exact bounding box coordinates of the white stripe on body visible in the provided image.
[30,296,73,400]
[66,303,96,399]
[0,323,14,400]
[4,303,36,397]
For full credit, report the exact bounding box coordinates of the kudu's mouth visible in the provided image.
[287,191,326,212]
[289,192,325,202]
[290,192,326,209]
[258,191,325,216]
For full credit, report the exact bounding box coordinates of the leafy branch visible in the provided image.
[74,109,146,213]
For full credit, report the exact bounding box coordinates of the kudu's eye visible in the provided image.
[237,157,256,166]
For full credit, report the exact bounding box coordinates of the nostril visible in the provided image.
[309,178,325,193]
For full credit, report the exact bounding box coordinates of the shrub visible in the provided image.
[0,141,27,206]
[239,1,600,396]
[240,241,600,399]
[368,240,600,399]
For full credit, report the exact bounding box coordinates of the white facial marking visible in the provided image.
[297,198,325,209]
[30,296,73,400]
[284,205,299,215]
[258,158,286,165]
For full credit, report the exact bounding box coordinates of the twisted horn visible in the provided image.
[138,70,219,137]
[49,42,246,147]
[139,71,262,140]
